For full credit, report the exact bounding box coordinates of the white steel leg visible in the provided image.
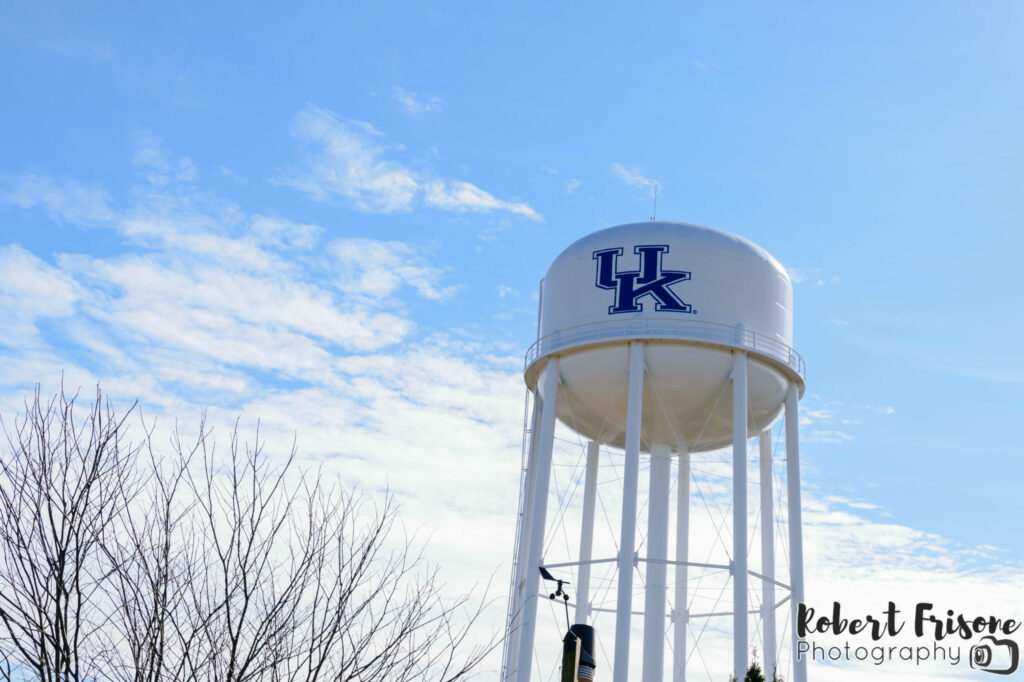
[575,440,600,625]
[785,384,806,682]
[673,448,690,682]
[613,342,646,682]
[503,393,542,680]
[732,352,749,679]
[515,359,561,682]
[759,430,777,679]
[642,444,672,682]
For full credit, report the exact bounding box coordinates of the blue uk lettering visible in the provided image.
[593,245,692,314]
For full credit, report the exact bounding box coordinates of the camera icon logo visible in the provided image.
[970,635,1019,675]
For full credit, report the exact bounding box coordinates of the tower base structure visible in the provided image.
[501,345,806,682]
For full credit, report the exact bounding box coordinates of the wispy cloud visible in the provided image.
[279,108,418,212]
[0,245,81,347]
[799,408,836,425]
[826,495,880,511]
[250,215,323,250]
[787,266,840,286]
[857,403,895,415]
[610,162,660,196]
[565,178,581,194]
[0,161,463,405]
[823,317,849,326]
[279,105,542,221]
[0,173,115,225]
[132,130,198,186]
[422,179,541,220]
[392,86,444,114]
[332,238,455,301]
[807,429,854,444]
[795,398,894,444]
[693,59,722,72]
[54,238,415,380]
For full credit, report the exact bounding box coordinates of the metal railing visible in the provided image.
[524,317,805,380]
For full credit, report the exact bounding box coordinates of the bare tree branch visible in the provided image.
[0,385,498,681]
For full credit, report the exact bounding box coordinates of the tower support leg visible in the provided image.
[575,440,600,625]
[642,444,672,681]
[785,383,807,682]
[672,447,690,682]
[732,352,749,679]
[514,359,562,682]
[503,394,542,680]
[759,430,777,679]
[613,342,646,682]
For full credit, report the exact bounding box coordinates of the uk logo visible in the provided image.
[593,245,692,314]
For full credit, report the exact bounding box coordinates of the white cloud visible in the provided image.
[611,162,661,196]
[693,59,721,72]
[280,107,418,211]
[565,178,581,194]
[280,105,542,220]
[423,179,541,220]
[792,398,894,445]
[63,251,413,367]
[799,408,835,426]
[392,86,444,114]
[331,238,455,301]
[0,245,81,346]
[0,245,79,315]
[132,130,198,186]
[787,266,840,286]
[0,161,464,409]
[250,215,323,250]
[0,173,115,225]
[825,495,879,511]
[857,403,895,415]
[786,267,817,284]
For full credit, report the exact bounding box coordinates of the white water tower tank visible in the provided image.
[525,221,804,452]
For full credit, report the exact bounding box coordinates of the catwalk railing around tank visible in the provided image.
[524,317,805,381]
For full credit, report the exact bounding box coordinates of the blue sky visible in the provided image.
[2,2,1024,679]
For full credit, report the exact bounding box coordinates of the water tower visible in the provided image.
[501,222,807,682]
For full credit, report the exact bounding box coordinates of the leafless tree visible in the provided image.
[0,387,496,681]
[0,387,139,682]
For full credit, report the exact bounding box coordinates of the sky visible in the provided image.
[2,1,1023,680]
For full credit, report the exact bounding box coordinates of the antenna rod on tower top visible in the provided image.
[651,184,658,221]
